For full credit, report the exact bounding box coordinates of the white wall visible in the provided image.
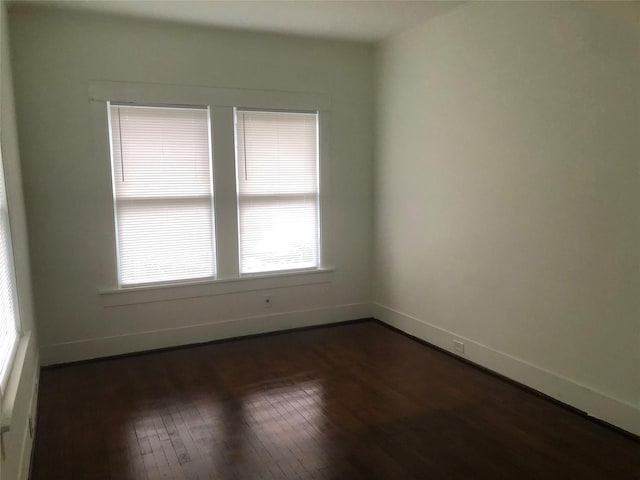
[9,6,373,365]
[0,2,39,479]
[8,0,639,449]
[374,2,640,434]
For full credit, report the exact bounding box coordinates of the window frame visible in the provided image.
[234,108,321,276]
[0,141,22,396]
[91,81,333,299]
[107,103,218,287]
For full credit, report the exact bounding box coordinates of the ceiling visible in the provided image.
[17,0,464,42]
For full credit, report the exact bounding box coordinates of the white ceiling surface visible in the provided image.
[22,1,463,42]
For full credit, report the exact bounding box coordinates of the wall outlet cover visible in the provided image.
[453,339,465,354]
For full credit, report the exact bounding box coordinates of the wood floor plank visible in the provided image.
[31,321,640,479]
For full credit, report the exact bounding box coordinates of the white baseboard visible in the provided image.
[373,302,640,437]
[40,302,371,366]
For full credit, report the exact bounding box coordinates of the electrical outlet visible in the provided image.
[453,339,465,354]
[263,296,273,309]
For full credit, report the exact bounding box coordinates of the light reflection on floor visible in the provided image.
[122,380,326,479]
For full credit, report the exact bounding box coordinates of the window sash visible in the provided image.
[115,198,216,285]
[235,109,320,275]
[108,104,216,286]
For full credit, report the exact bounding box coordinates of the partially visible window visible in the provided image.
[0,143,19,390]
[108,104,216,286]
[235,110,319,274]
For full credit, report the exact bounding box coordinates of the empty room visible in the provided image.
[0,0,638,478]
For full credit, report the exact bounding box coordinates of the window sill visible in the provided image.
[99,268,335,307]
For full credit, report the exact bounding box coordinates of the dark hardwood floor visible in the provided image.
[31,321,639,480]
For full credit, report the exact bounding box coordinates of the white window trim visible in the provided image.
[0,141,22,397]
[90,81,333,304]
[0,331,31,433]
[0,336,17,395]
[99,267,334,307]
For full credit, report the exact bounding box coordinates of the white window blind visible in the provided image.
[109,104,216,286]
[0,144,19,388]
[235,110,319,274]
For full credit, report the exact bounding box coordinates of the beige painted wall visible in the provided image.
[374,2,639,433]
[9,6,373,364]
[1,2,39,479]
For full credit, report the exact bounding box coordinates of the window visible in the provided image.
[99,82,328,290]
[108,104,216,286]
[0,143,19,391]
[235,110,319,274]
